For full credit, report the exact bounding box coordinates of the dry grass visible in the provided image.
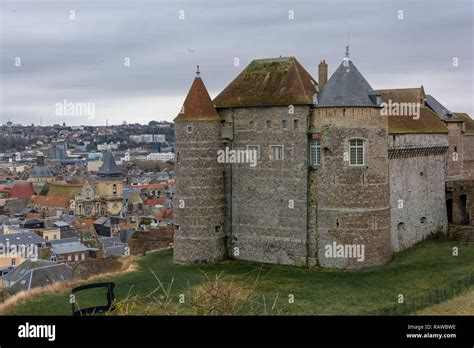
[0,255,139,314]
[416,288,474,315]
[109,269,286,316]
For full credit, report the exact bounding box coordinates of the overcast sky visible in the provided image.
[0,0,472,126]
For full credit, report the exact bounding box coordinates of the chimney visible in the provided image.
[318,60,328,90]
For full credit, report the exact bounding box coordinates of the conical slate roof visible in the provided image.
[174,76,220,122]
[316,58,378,108]
[97,151,122,177]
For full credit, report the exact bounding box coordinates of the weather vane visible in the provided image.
[196,65,200,76]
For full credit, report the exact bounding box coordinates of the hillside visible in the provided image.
[3,240,474,315]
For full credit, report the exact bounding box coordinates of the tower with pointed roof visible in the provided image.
[173,68,226,263]
[310,49,392,268]
[96,150,124,216]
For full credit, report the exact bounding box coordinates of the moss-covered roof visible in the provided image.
[379,87,448,134]
[39,183,82,198]
[174,77,221,122]
[213,57,317,108]
[453,112,474,133]
[379,87,426,104]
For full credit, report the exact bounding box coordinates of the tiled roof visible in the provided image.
[145,197,165,206]
[174,76,221,121]
[453,113,474,133]
[379,88,449,134]
[214,57,317,108]
[379,87,426,104]
[31,195,70,207]
[10,182,35,200]
[316,59,378,108]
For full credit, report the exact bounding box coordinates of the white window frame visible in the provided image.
[310,140,321,166]
[349,139,365,166]
[269,145,284,160]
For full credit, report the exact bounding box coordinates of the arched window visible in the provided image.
[112,184,117,195]
[397,222,405,231]
[349,139,364,166]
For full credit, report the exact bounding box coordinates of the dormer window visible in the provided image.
[349,139,365,166]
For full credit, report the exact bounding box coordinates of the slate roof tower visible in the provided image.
[173,68,226,263]
[96,150,124,216]
[311,50,392,268]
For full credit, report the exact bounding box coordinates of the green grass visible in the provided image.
[5,240,474,315]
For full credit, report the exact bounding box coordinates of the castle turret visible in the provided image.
[173,68,226,263]
[311,49,392,269]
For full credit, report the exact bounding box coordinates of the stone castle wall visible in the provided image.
[218,105,311,266]
[311,107,392,269]
[388,133,449,251]
[173,120,226,263]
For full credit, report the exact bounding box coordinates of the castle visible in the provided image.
[173,50,474,269]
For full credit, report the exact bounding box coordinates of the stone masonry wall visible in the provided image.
[311,107,392,269]
[389,134,448,251]
[173,120,226,263]
[219,105,310,266]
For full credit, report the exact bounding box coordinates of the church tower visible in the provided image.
[311,49,392,268]
[173,68,226,263]
[97,150,124,216]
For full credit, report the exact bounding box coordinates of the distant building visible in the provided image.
[130,134,165,143]
[146,152,175,161]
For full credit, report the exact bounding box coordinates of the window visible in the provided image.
[112,184,117,195]
[45,236,49,240]
[293,119,299,129]
[421,217,427,224]
[282,119,288,129]
[397,222,405,231]
[249,120,256,130]
[75,254,79,262]
[310,140,321,166]
[81,254,86,260]
[349,139,364,166]
[11,258,16,266]
[266,120,272,129]
[68,255,72,261]
[269,145,284,160]
[186,125,193,134]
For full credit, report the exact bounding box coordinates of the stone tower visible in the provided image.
[97,150,124,216]
[311,52,392,269]
[173,69,226,263]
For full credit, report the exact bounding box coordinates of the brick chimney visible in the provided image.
[318,60,328,90]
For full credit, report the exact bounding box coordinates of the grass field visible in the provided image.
[4,240,474,315]
[416,288,474,315]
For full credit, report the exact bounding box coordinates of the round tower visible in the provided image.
[173,68,226,263]
[312,51,392,269]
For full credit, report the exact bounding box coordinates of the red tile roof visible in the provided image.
[145,197,166,206]
[10,182,35,200]
[31,195,70,207]
[174,77,221,122]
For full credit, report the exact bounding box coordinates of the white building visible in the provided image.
[146,152,175,161]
